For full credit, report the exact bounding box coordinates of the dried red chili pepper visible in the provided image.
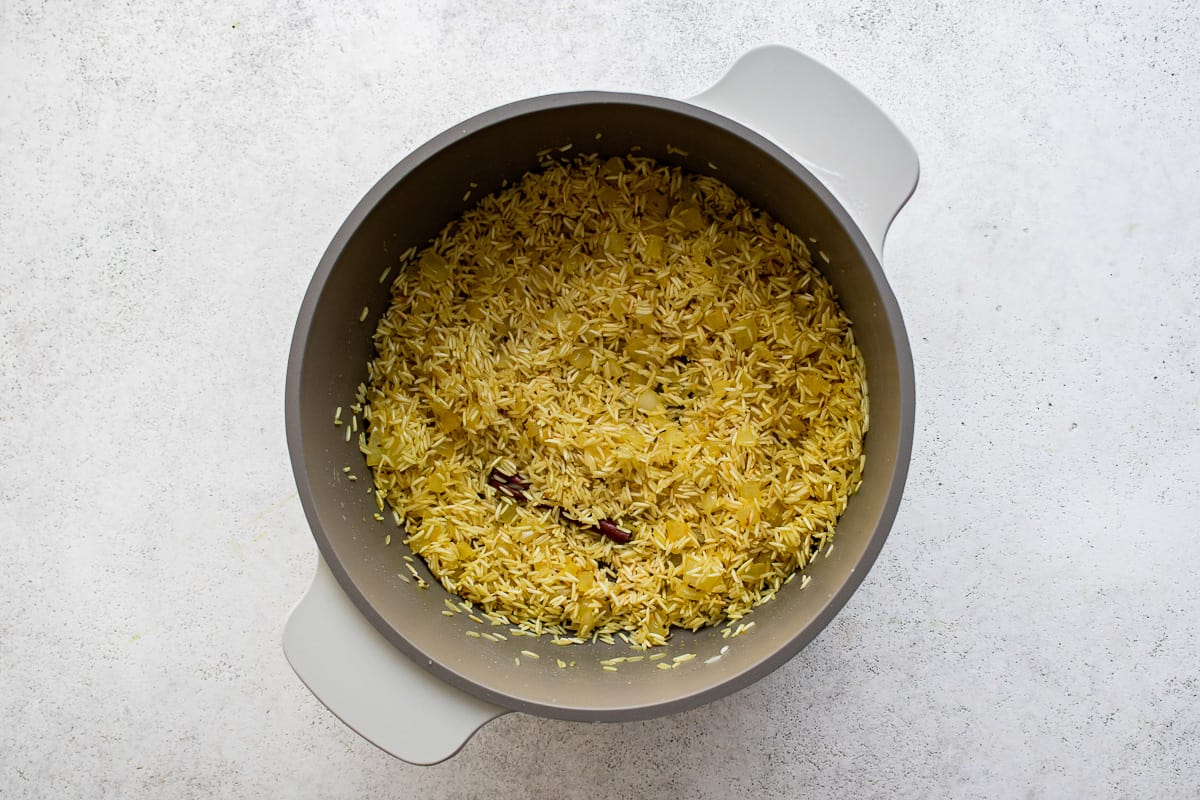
[489,468,633,544]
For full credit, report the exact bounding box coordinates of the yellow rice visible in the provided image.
[361,153,866,647]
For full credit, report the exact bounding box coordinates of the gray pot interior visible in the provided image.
[285,93,914,721]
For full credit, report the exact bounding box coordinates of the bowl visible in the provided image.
[284,46,917,763]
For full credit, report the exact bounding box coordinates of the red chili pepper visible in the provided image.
[597,519,633,544]
[488,469,634,544]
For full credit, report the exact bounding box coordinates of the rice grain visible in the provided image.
[362,154,866,647]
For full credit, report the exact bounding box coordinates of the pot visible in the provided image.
[283,45,917,764]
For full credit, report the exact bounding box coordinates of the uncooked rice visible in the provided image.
[361,153,866,648]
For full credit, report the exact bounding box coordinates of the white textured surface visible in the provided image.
[2,1,1198,797]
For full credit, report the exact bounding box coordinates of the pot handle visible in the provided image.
[689,45,919,259]
[283,558,508,764]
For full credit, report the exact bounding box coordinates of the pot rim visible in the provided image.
[285,90,915,720]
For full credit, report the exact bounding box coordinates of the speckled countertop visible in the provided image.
[2,1,1198,797]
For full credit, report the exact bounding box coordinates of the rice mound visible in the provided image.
[361,153,867,647]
